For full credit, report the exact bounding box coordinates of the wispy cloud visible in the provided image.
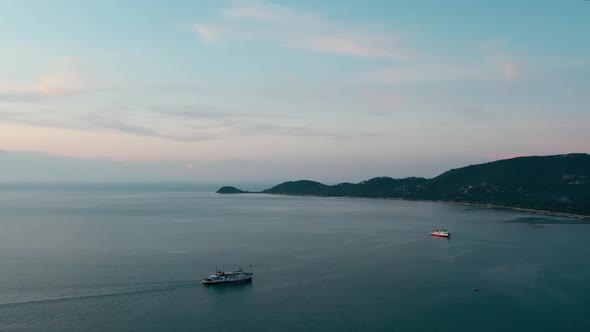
[0,111,82,131]
[480,42,524,82]
[0,59,92,101]
[302,34,401,59]
[33,75,82,96]
[194,24,219,43]
[365,48,542,85]
[1,102,378,142]
[363,40,589,86]
[194,1,406,60]
[150,105,293,119]
[88,117,216,142]
[368,64,482,84]
[488,53,522,82]
[193,3,587,87]
[238,123,380,140]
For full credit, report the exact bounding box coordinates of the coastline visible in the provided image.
[413,199,590,220]
[250,192,590,220]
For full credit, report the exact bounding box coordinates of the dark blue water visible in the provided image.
[0,183,589,331]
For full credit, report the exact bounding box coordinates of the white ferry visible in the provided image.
[430,229,450,238]
[202,266,253,285]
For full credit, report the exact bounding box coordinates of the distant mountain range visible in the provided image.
[217,154,590,217]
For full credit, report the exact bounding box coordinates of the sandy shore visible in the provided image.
[259,192,590,220]
[412,199,590,220]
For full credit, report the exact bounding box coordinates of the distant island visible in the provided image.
[216,186,248,194]
[217,154,590,218]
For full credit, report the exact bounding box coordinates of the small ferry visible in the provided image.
[430,229,450,238]
[202,266,253,285]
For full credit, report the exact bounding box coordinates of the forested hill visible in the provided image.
[219,154,590,216]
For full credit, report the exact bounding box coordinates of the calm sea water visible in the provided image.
[0,183,589,331]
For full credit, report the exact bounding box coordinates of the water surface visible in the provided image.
[0,183,589,331]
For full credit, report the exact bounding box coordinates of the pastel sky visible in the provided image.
[1,0,589,182]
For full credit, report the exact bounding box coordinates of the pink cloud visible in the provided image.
[220,2,293,23]
[489,54,522,81]
[501,62,520,80]
[0,60,89,100]
[305,35,402,59]
[481,43,523,82]
[193,2,405,59]
[32,74,82,96]
[194,24,219,44]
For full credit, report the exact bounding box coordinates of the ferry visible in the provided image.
[202,266,253,285]
[430,229,450,238]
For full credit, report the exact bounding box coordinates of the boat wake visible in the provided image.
[0,280,197,307]
[0,280,198,330]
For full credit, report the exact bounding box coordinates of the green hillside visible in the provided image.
[219,154,590,216]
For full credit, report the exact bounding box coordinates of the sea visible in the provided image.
[0,182,589,331]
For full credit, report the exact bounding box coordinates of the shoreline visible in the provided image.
[413,199,590,220]
[250,192,590,220]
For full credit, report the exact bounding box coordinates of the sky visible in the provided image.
[1,0,589,182]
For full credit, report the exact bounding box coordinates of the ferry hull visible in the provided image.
[202,277,252,285]
[430,233,450,238]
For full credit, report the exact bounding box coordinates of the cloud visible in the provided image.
[32,74,82,96]
[238,123,380,140]
[194,24,219,43]
[193,1,405,59]
[369,64,481,84]
[151,105,237,119]
[303,35,401,58]
[1,102,377,142]
[0,59,91,101]
[89,117,216,142]
[220,1,295,23]
[150,105,291,119]
[0,113,80,131]
[0,105,85,130]
[194,4,586,87]
[365,48,541,85]
[97,114,377,141]
[0,104,220,143]
[480,42,524,82]
[0,91,45,102]
[488,53,521,81]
